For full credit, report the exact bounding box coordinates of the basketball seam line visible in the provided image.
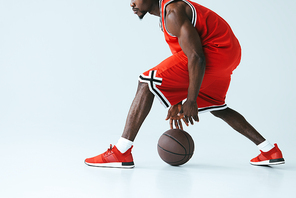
[157,144,192,164]
[161,133,189,164]
[162,133,188,154]
[157,144,193,156]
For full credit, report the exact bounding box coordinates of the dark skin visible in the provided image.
[126,0,265,145]
[164,1,205,129]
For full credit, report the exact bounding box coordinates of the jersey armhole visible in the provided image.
[163,0,197,37]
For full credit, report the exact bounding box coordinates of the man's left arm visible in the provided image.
[166,2,206,125]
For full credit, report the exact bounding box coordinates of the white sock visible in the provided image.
[116,137,133,154]
[257,140,274,152]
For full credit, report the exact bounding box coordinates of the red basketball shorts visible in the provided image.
[139,50,240,113]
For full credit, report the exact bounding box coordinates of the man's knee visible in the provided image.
[137,81,149,91]
[137,82,154,98]
[211,107,231,118]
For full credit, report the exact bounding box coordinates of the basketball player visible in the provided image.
[84,0,285,168]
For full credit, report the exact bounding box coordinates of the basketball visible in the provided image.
[157,129,194,166]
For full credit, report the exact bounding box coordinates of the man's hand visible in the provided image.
[165,102,189,130]
[165,101,199,129]
[180,100,199,125]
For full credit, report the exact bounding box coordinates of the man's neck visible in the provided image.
[149,0,161,17]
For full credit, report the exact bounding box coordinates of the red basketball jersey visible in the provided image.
[160,0,241,76]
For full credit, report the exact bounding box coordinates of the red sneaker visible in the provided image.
[85,145,135,168]
[250,143,285,166]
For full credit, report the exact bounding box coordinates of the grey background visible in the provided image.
[1,0,295,197]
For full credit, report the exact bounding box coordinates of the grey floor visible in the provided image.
[1,113,295,198]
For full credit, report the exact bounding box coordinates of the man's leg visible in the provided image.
[211,107,285,165]
[84,82,154,168]
[210,107,265,145]
[121,81,155,141]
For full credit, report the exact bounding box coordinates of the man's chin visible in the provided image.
[138,12,147,20]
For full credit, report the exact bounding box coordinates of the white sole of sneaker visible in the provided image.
[250,158,285,166]
[84,161,135,168]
